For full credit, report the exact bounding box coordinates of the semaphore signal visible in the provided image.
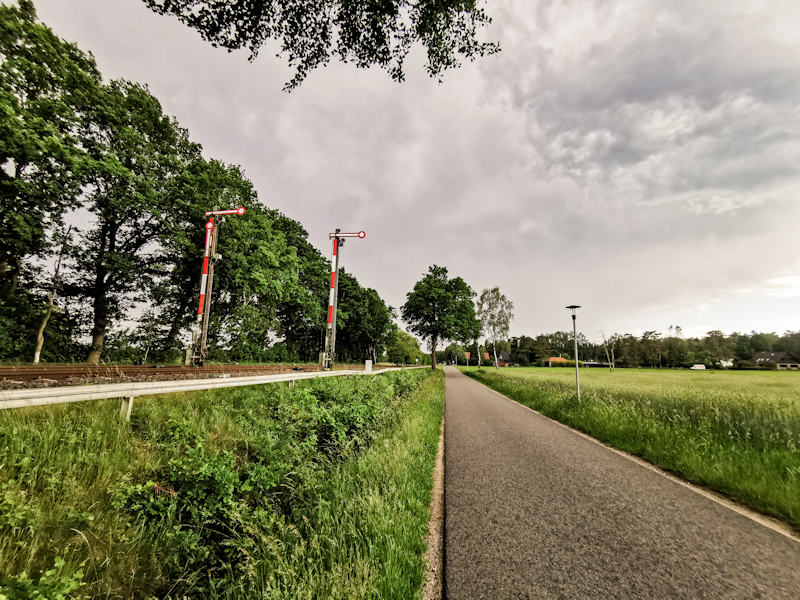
[320,229,365,369]
[185,206,246,367]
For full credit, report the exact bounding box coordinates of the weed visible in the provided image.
[0,368,441,598]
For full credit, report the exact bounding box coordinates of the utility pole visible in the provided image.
[567,305,581,399]
[187,206,246,367]
[320,229,365,370]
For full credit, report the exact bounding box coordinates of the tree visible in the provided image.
[0,1,101,297]
[60,80,202,364]
[531,335,552,364]
[32,226,70,363]
[143,0,499,90]
[477,286,513,369]
[272,214,330,362]
[386,328,424,365]
[400,265,479,370]
[703,330,733,366]
[510,335,535,366]
[444,342,465,365]
[333,272,394,363]
[151,158,283,361]
[776,331,800,361]
[202,203,302,362]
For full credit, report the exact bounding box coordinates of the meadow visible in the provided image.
[0,369,444,599]
[461,366,800,531]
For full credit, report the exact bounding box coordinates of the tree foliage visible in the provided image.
[386,328,425,365]
[400,265,479,370]
[476,286,513,369]
[0,1,100,297]
[0,3,395,365]
[59,80,204,364]
[143,0,499,90]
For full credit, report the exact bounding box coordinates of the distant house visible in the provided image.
[497,351,511,367]
[751,352,800,370]
[582,361,610,368]
[545,357,569,367]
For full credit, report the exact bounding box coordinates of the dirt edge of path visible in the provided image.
[423,414,445,600]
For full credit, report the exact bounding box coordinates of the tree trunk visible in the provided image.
[33,234,67,364]
[33,290,56,364]
[430,334,437,371]
[86,331,104,365]
[493,343,499,369]
[86,293,108,365]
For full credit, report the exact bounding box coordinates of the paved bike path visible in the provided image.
[443,367,800,599]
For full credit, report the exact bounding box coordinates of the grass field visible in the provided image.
[0,369,444,599]
[461,366,800,531]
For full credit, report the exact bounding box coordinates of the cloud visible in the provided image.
[31,0,800,340]
[481,0,800,207]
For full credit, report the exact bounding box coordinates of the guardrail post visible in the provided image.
[120,396,134,421]
[289,380,295,388]
[365,359,372,373]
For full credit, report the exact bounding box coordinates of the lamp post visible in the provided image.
[566,305,581,399]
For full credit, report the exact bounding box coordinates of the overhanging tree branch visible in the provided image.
[143,0,499,90]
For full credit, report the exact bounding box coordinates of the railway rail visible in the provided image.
[0,363,388,383]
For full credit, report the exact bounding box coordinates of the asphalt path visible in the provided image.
[443,366,800,599]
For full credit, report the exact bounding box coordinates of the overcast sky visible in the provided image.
[30,0,800,343]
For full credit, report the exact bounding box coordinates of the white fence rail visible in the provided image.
[0,365,425,419]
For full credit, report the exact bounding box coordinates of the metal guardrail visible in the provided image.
[0,365,426,420]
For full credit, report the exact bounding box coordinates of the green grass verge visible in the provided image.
[0,368,444,599]
[461,367,800,531]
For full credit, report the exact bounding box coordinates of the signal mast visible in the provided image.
[320,229,365,369]
[185,206,246,366]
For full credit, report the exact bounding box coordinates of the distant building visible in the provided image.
[582,361,610,368]
[497,350,511,367]
[751,352,800,370]
[545,357,569,367]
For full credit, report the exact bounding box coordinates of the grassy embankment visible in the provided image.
[0,368,444,599]
[461,366,800,530]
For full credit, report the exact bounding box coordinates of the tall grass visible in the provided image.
[0,369,444,599]
[462,367,800,530]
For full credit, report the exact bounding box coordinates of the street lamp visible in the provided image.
[566,305,581,400]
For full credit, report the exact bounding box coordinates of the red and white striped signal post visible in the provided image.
[320,229,365,369]
[186,206,246,366]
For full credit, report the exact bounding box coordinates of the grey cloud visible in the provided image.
[31,0,800,340]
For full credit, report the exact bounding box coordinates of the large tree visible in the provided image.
[143,0,499,90]
[0,0,101,297]
[61,80,202,364]
[334,272,395,363]
[477,286,513,369]
[386,328,424,365]
[400,264,479,370]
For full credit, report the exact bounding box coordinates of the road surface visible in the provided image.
[443,366,800,599]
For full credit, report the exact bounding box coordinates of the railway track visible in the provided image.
[0,363,383,382]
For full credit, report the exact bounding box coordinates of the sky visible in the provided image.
[29,0,800,343]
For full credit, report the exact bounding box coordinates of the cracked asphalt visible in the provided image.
[443,366,800,599]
